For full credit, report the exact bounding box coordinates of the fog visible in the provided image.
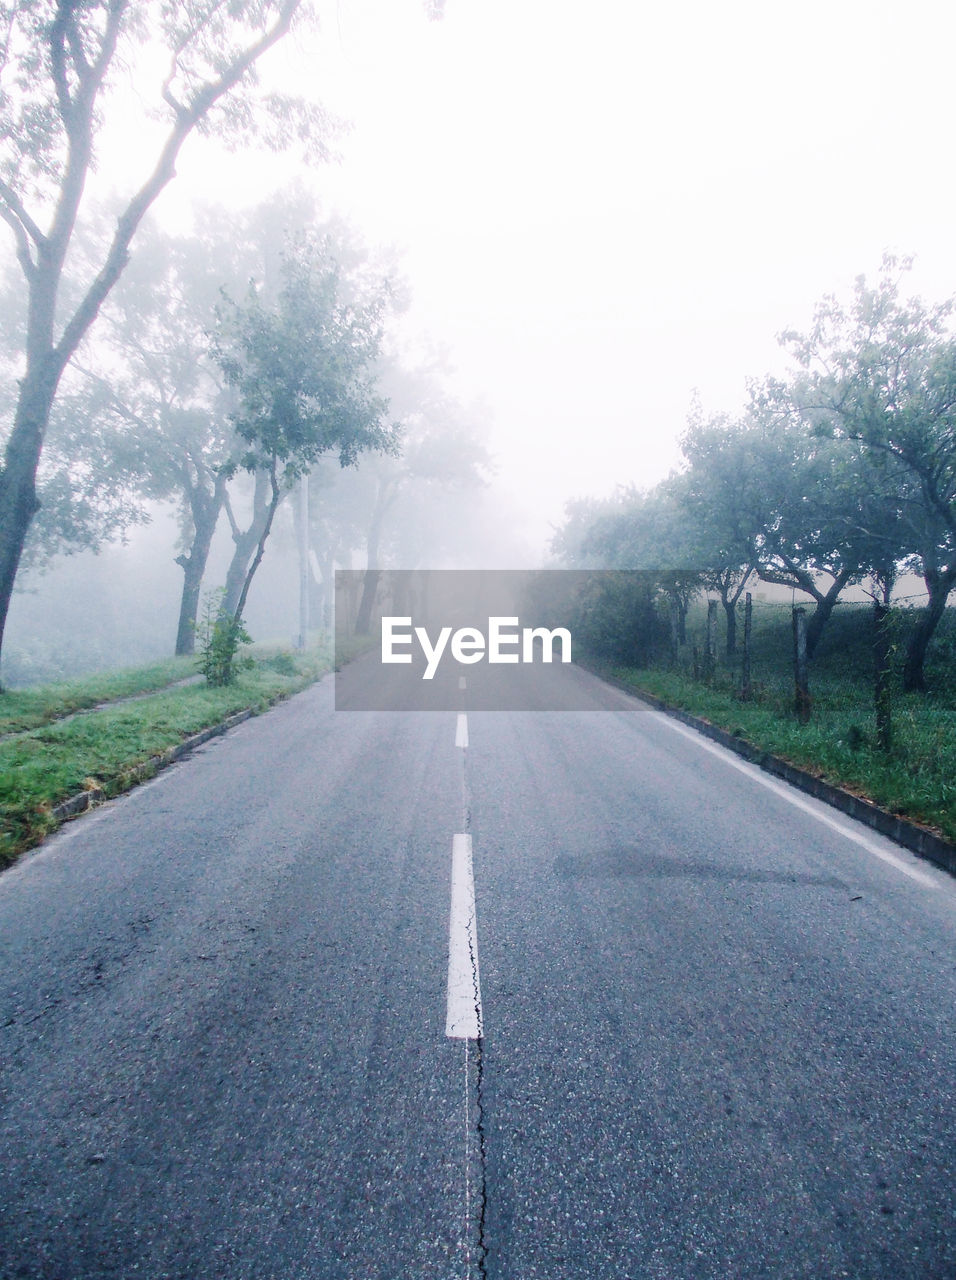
[6,0,956,681]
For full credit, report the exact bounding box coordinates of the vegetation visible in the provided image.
[0,186,494,685]
[213,232,397,630]
[0,658,197,737]
[0,645,331,868]
[0,0,324,677]
[556,258,956,683]
[552,259,956,846]
[194,593,252,687]
[0,7,484,688]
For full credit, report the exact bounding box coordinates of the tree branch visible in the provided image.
[0,202,36,278]
[0,177,46,251]
[52,0,303,377]
[49,1,76,128]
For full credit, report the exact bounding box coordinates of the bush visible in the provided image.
[195,592,251,687]
[571,573,669,665]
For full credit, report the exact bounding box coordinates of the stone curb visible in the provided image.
[591,667,956,879]
[48,707,258,825]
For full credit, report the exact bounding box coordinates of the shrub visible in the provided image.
[195,592,251,687]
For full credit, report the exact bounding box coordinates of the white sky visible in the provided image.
[118,0,956,556]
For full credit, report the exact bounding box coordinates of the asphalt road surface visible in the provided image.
[1,663,954,1279]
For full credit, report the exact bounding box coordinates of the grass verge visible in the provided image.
[0,656,199,736]
[0,644,331,869]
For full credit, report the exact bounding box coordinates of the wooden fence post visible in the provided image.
[669,593,680,668]
[874,600,893,752]
[792,605,810,724]
[740,591,752,701]
[703,599,717,682]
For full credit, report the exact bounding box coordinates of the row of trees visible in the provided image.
[0,0,481,682]
[554,258,956,692]
[5,192,492,663]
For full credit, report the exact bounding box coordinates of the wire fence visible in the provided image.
[663,593,956,749]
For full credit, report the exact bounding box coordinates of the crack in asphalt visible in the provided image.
[457,714,487,1277]
[474,1036,489,1279]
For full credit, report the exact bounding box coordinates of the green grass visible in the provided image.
[594,601,956,846]
[0,656,198,736]
[0,643,332,868]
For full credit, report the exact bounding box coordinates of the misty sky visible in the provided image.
[106,0,956,555]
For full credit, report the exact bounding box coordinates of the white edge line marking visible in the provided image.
[652,712,938,889]
[446,833,482,1039]
[455,712,469,749]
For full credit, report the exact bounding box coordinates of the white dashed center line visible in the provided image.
[446,834,482,1039]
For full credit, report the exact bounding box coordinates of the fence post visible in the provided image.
[703,599,717,682]
[669,593,680,668]
[740,591,752,701]
[874,600,893,752]
[792,606,810,723]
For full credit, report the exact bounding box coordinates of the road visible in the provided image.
[0,663,954,1278]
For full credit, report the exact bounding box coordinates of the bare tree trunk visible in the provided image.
[174,473,227,655]
[233,464,282,624]
[355,478,394,635]
[903,565,956,692]
[722,597,737,657]
[805,571,852,658]
[740,591,752,701]
[0,340,60,687]
[719,568,753,657]
[222,469,273,619]
[758,562,850,659]
[703,599,717,682]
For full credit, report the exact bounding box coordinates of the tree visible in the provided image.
[782,258,956,688]
[669,405,760,655]
[550,492,630,568]
[71,220,240,653]
[351,352,492,632]
[0,255,150,571]
[0,0,323,682]
[685,393,907,658]
[213,236,396,630]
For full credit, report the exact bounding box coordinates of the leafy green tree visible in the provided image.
[669,405,758,654]
[213,237,396,629]
[550,492,631,568]
[781,258,956,688]
[0,257,150,571]
[686,392,909,658]
[0,0,324,681]
[73,221,239,654]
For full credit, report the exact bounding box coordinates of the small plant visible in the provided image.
[195,591,252,687]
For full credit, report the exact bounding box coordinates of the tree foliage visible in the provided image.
[776,259,956,685]
[554,259,956,685]
[0,0,323,681]
[213,235,396,626]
